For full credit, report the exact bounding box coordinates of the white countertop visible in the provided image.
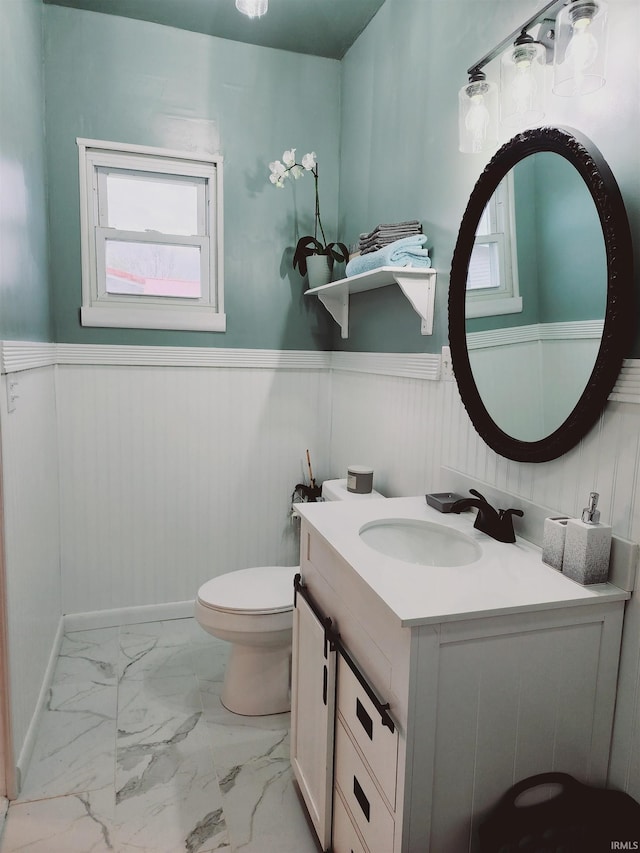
[297,496,629,627]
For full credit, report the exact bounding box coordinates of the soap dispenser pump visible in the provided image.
[562,492,612,585]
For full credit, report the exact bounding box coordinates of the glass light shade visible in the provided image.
[235,0,268,18]
[458,75,498,154]
[500,40,546,128]
[553,0,607,96]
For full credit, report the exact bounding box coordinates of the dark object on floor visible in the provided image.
[479,772,640,853]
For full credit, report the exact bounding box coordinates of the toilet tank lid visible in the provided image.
[322,478,384,501]
[197,565,298,613]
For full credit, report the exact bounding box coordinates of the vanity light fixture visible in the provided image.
[235,0,268,18]
[500,31,546,129]
[458,70,499,154]
[553,0,608,96]
[459,0,609,153]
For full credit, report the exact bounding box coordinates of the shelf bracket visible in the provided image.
[306,267,436,339]
[393,270,436,335]
[317,288,349,339]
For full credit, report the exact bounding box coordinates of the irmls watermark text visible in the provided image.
[611,843,639,850]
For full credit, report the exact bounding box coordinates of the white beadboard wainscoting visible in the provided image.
[466,322,603,441]
[0,365,62,791]
[0,341,639,801]
[54,356,332,615]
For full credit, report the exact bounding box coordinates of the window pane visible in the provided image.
[105,173,199,235]
[105,240,201,298]
[476,203,493,236]
[467,242,500,291]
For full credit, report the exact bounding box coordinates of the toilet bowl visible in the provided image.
[194,478,384,716]
[195,565,298,716]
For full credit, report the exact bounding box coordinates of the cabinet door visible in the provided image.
[290,589,337,851]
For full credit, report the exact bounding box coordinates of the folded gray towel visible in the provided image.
[368,219,421,232]
[361,231,420,248]
[362,226,421,238]
[360,230,423,252]
[358,220,423,254]
[360,220,422,239]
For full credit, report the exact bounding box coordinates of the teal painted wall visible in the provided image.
[0,0,52,341]
[467,153,606,335]
[535,153,606,324]
[338,0,640,356]
[6,0,639,353]
[44,6,341,349]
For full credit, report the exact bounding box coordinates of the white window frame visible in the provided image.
[465,172,522,319]
[77,138,225,331]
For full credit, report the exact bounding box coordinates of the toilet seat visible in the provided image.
[197,565,298,616]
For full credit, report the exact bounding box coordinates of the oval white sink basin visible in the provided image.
[359,518,482,567]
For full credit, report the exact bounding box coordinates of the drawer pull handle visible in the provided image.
[353,775,370,822]
[356,698,373,740]
[323,665,328,705]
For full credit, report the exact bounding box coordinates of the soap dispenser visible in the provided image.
[561,492,612,585]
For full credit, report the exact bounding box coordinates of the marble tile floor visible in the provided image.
[0,619,319,853]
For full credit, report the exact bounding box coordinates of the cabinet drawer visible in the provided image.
[332,786,368,853]
[337,653,398,808]
[334,719,394,853]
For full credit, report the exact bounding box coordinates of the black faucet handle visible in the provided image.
[469,488,489,503]
[499,508,524,520]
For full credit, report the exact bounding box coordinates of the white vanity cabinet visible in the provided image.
[290,587,337,851]
[332,652,399,852]
[292,503,628,853]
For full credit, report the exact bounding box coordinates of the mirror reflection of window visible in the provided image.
[466,174,522,318]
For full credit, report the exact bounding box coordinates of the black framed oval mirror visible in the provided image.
[449,126,634,463]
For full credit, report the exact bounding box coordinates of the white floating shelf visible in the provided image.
[305,266,436,339]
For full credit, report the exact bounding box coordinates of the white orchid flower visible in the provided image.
[290,165,304,179]
[301,152,317,171]
[268,160,288,187]
[282,149,296,167]
[269,159,286,177]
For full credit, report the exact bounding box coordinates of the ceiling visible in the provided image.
[43,0,388,59]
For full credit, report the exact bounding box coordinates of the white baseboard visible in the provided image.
[15,616,65,793]
[63,600,195,632]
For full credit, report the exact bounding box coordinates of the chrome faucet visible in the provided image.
[449,489,524,543]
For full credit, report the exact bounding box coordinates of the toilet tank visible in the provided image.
[321,478,384,501]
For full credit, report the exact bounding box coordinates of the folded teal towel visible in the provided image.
[346,235,430,277]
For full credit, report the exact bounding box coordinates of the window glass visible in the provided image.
[468,242,500,291]
[104,240,201,298]
[103,171,200,235]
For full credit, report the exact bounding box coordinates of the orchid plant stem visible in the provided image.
[283,161,327,248]
[313,168,327,246]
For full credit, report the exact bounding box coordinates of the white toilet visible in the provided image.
[194,478,383,716]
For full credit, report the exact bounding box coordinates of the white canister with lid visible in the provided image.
[347,465,374,494]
